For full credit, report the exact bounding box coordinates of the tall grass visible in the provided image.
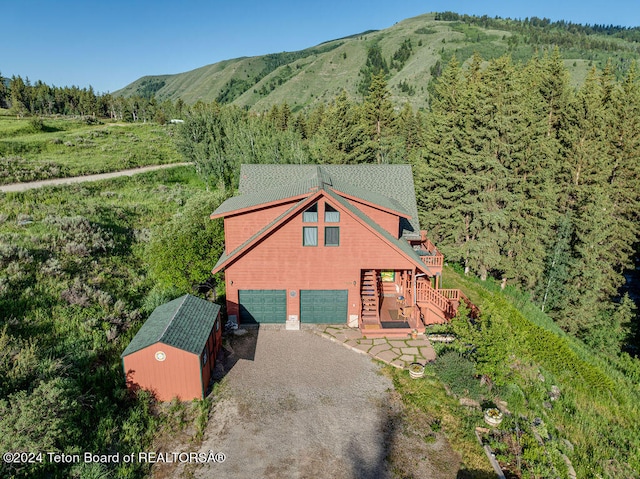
[0,166,208,478]
[0,113,182,184]
[433,267,640,477]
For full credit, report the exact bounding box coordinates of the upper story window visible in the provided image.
[324,203,340,222]
[303,203,318,222]
[325,226,340,246]
[303,226,318,246]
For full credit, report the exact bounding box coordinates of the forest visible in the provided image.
[1,16,639,478]
[0,73,182,123]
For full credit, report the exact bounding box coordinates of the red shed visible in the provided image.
[210,165,476,337]
[121,294,222,401]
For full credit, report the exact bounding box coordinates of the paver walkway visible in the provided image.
[315,325,437,369]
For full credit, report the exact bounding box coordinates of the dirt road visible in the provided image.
[0,163,193,193]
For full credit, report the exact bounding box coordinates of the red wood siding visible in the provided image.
[123,343,202,402]
[224,201,299,253]
[346,199,402,238]
[224,197,417,321]
[200,313,222,391]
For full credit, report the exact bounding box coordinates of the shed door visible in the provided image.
[300,290,348,324]
[238,290,286,324]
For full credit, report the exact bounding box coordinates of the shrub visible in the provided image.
[145,191,227,293]
[432,351,484,399]
[29,117,45,132]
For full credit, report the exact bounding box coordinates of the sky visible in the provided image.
[4,0,640,93]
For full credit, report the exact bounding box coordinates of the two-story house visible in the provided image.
[210,164,472,337]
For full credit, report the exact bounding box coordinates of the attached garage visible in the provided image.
[238,289,287,324]
[300,290,348,324]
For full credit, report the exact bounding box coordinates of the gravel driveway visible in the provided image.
[192,328,396,479]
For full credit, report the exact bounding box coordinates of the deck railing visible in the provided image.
[414,281,456,318]
[438,289,460,300]
[416,232,444,268]
[435,288,479,318]
[420,254,444,268]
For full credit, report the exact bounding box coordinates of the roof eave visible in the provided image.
[210,193,311,219]
[324,189,432,275]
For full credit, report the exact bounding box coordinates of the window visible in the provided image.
[303,203,318,222]
[324,203,340,222]
[303,226,318,246]
[325,227,340,246]
[202,350,208,366]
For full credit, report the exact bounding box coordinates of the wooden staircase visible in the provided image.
[414,280,479,324]
[360,270,380,329]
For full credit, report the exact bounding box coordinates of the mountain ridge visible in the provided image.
[115,12,640,110]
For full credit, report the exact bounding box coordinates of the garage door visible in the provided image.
[300,290,348,324]
[238,290,287,324]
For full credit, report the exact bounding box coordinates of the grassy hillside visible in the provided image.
[116,12,640,111]
[389,266,640,478]
[0,110,181,185]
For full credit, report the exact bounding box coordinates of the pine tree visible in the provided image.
[363,72,396,163]
[0,72,6,109]
[499,55,562,291]
[557,68,636,338]
[417,54,504,278]
[315,90,370,163]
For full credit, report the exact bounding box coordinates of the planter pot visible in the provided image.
[408,362,425,379]
[484,408,503,427]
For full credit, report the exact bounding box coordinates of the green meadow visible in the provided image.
[0,110,181,185]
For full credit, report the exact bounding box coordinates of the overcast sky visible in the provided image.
[4,0,639,93]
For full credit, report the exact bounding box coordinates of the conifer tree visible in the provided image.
[315,90,370,163]
[0,72,6,108]
[499,55,562,291]
[363,72,397,163]
[557,68,636,339]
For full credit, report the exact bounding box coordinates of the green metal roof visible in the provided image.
[212,164,421,238]
[121,295,221,357]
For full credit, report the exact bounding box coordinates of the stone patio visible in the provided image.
[314,325,437,369]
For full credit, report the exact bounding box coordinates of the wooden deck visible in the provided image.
[359,295,420,338]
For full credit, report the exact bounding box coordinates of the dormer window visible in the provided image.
[324,203,340,222]
[303,203,318,222]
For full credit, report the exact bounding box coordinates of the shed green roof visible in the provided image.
[121,295,220,357]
